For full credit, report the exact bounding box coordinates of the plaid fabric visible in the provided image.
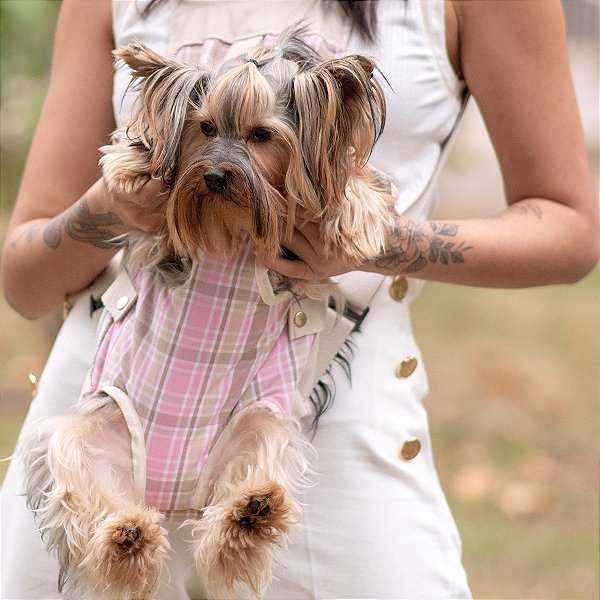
[174,34,344,67]
[91,243,314,512]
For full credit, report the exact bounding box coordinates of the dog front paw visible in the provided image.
[100,143,153,194]
[233,484,291,539]
[239,495,273,526]
[191,478,300,598]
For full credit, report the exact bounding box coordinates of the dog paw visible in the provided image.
[238,494,274,528]
[80,509,168,598]
[192,480,299,598]
[113,521,144,554]
[229,481,297,542]
[95,510,166,558]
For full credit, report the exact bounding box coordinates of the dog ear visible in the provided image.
[114,41,185,78]
[116,41,210,186]
[291,55,386,210]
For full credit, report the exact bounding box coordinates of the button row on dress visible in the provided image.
[395,357,421,459]
[390,275,420,460]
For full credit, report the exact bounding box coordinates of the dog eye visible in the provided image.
[200,120,216,137]
[251,127,272,142]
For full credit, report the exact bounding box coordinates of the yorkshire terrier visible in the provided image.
[23,25,396,600]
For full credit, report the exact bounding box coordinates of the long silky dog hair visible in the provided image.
[101,24,395,287]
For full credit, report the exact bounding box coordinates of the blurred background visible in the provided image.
[0,1,598,598]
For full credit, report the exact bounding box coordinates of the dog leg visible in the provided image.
[22,395,168,600]
[189,405,309,599]
[100,136,153,194]
[322,174,397,265]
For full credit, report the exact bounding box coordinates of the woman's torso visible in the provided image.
[109,2,471,597]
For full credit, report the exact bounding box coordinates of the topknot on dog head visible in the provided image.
[224,22,321,86]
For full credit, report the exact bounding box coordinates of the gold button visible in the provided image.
[399,437,421,460]
[116,295,129,311]
[294,310,307,328]
[389,276,408,302]
[395,356,418,378]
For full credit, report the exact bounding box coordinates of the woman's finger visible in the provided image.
[260,254,312,279]
[280,227,319,263]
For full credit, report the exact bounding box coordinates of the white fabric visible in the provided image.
[1,264,116,599]
[2,1,471,598]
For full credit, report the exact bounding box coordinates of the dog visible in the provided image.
[22,25,396,600]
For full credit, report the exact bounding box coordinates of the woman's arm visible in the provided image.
[0,0,165,319]
[263,0,600,288]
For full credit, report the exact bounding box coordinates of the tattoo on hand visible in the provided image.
[43,195,123,249]
[374,220,472,273]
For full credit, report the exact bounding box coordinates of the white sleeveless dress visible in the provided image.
[1,1,471,598]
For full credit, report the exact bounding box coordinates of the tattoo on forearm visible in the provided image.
[10,224,41,249]
[374,220,472,273]
[513,203,543,220]
[42,195,123,249]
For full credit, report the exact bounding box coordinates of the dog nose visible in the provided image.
[204,167,228,192]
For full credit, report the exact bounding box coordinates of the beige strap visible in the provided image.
[99,385,147,504]
[256,262,329,341]
[101,266,138,321]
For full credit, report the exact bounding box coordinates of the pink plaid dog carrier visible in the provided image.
[89,244,319,514]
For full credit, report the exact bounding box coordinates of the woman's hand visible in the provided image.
[260,217,358,281]
[88,177,168,235]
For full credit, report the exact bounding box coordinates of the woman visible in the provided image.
[2,0,597,598]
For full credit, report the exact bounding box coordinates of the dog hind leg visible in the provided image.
[22,395,168,600]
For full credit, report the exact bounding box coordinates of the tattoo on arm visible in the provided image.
[9,224,41,249]
[374,219,472,273]
[513,203,543,220]
[42,194,123,250]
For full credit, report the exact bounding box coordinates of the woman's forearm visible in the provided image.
[260,196,599,288]
[3,173,166,319]
[2,185,126,319]
[368,199,600,288]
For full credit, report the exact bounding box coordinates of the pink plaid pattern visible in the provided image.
[91,243,314,512]
[174,34,344,67]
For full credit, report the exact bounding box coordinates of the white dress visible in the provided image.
[1,1,471,598]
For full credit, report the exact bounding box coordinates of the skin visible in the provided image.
[1,0,599,320]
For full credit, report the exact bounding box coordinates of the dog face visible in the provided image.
[116,26,386,262]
